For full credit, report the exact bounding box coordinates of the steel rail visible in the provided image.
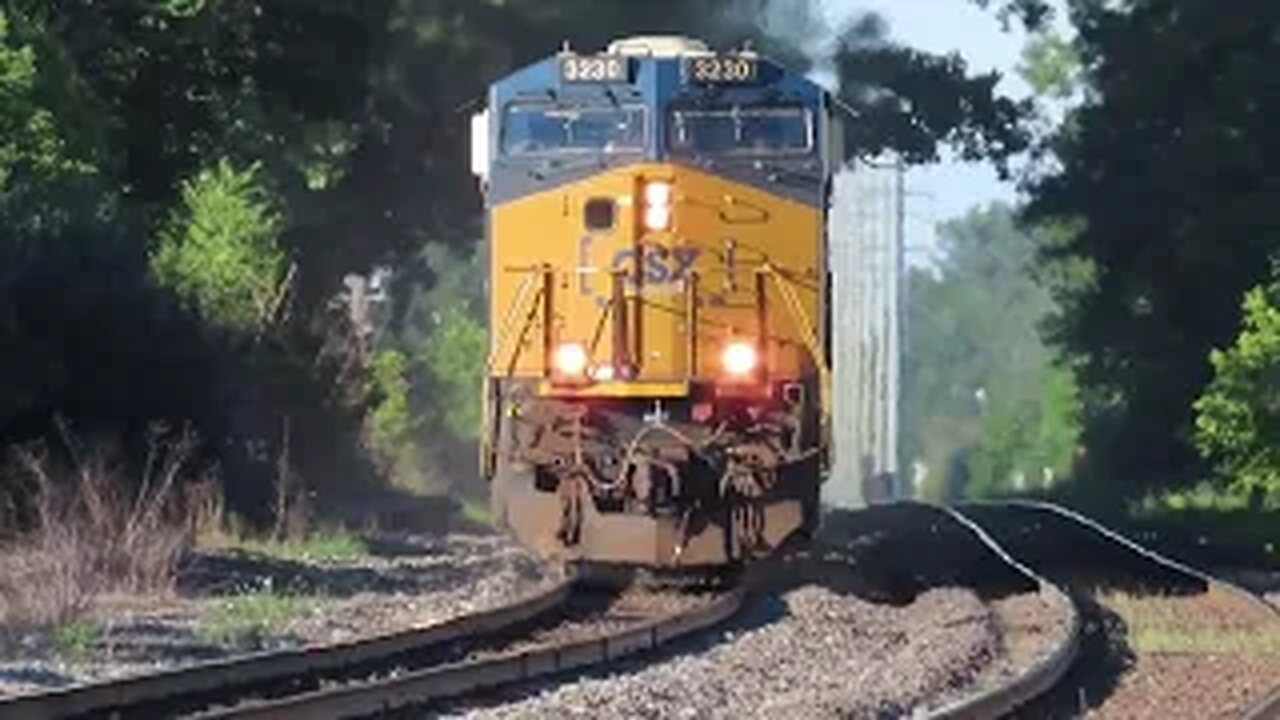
[962,499,1280,619]
[954,499,1280,720]
[902,501,1082,720]
[0,577,575,720]
[1242,683,1280,720]
[194,586,745,719]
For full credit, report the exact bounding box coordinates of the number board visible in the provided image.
[684,56,759,84]
[560,55,631,83]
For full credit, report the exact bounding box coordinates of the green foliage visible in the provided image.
[902,202,1081,499]
[1137,482,1255,515]
[832,17,1031,173]
[207,529,368,564]
[1019,32,1080,100]
[1194,280,1280,501]
[0,0,1045,527]
[1023,1,1280,490]
[458,496,492,527]
[367,350,414,451]
[51,619,98,664]
[967,365,1081,497]
[969,0,1056,31]
[151,160,286,332]
[421,308,486,439]
[364,348,422,486]
[199,590,311,647]
[0,9,85,186]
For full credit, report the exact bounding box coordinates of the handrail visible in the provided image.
[485,270,539,376]
[759,263,832,449]
[479,269,545,479]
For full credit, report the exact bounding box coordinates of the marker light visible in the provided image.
[590,364,616,381]
[721,341,759,377]
[553,342,589,377]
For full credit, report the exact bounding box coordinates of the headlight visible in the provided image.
[643,205,671,231]
[644,181,673,207]
[643,181,673,231]
[553,342,589,377]
[721,341,759,377]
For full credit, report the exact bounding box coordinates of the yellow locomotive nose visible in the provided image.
[487,161,821,397]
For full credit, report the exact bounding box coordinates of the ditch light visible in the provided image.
[553,342,589,378]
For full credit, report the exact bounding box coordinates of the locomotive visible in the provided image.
[471,36,842,572]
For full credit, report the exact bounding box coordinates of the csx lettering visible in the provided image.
[610,245,700,285]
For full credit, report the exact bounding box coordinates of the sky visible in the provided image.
[818,0,1062,261]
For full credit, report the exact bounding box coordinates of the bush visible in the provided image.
[1194,279,1280,503]
[421,307,485,439]
[151,158,288,333]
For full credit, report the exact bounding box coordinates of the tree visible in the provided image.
[0,0,1050,524]
[0,9,80,187]
[832,13,1032,173]
[1193,275,1280,504]
[901,202,1080,499]
[1018,1,1280,491]
[1019,32,1081,101]
[151,159,287,332]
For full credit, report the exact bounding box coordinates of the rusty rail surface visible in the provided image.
[0,577,576,720]
[194,586,745,719]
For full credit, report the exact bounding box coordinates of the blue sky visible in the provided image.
[818,0,1060,259]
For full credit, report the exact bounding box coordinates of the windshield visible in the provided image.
[669,105,813,156]
[502,104,645,156]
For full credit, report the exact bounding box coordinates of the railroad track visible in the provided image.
[10,499,1273,719]
[950,499,1280,720]
[0,574,742,719]
[835,502,1081,720]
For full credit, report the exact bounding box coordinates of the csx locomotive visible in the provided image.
[471,36,843,572]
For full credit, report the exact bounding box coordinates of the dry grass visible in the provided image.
[1102,590,1280,655]
[0,425,208,631]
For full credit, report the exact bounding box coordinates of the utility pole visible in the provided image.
[827,153,905,507]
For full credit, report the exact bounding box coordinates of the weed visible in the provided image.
[0,424,204,629]
[202,527,367,563]
[198,590,312,647]
[458,497,492,527]
[50,619,99,664]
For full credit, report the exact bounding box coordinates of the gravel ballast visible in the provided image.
[439,583,1005,720]
[426,506,1076,719]
[1,505,1079,716]
[0,532,552,698]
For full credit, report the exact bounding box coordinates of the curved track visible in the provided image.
[914,502,1082,720]
[0,575,742,720]
[10,499,1272,718]
[953,499,1280,720]
[1241,684,1280,720]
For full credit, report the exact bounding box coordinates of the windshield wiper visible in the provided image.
[751,160,823,186]
[522,154,621,181]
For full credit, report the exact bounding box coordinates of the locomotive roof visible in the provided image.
[604,36,716,57]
